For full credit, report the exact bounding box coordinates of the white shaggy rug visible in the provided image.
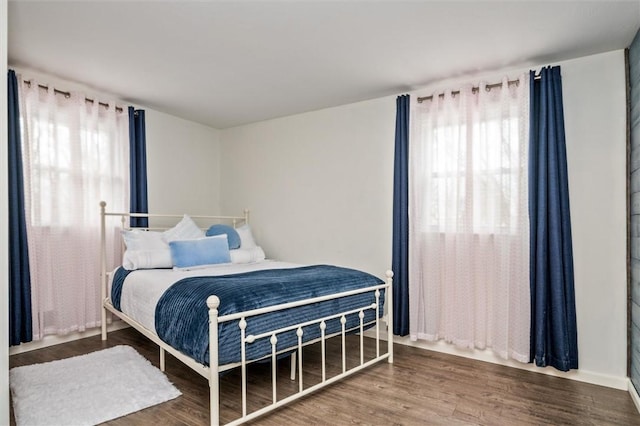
[10,345,181,426]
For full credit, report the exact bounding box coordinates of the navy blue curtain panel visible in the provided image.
[8,69,33,346]
[128,107,149,228]
[528,66,578,371]
[392,94,410,336]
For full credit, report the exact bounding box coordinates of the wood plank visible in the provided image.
[631,192,640,215]
[633,301,640,330]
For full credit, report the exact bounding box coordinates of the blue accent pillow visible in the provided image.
[205,224,241,249]
[169,236,231,269]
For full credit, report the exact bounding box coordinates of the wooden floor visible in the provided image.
[9,327,640,425]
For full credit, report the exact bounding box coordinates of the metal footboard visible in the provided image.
[208,272,393,425]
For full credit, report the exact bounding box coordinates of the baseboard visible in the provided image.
[9,322,131,356]
[630,379,640,413]
[366,330,629,391]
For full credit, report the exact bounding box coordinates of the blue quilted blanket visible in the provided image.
[111,265,385,366]
[111,267,130,311]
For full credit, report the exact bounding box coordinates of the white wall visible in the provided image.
[145,110,221,215]
[220,50,628,386]
[561,50,627,382]
[1,0,10,422]
[221,97,395,276]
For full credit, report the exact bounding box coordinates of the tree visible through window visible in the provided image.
[426,117,522,234]
[25,120,127,227]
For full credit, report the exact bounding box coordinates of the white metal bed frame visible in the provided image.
[99,202,394,425]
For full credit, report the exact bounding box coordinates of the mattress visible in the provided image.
[113,260,301,334]
[110,262,385,366]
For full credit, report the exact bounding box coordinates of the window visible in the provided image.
[23,118,127,227]
[425,116,523,234]
[408,77,531,362]
[18,78,129,338]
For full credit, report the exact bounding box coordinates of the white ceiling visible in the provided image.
[8,1,640,129]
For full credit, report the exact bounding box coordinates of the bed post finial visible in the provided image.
[244,209,250,225]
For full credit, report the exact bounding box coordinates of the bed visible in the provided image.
[99,202,394,425]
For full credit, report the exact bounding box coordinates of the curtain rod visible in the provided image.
[416,74,541,103]
[417,74,540,104]
[24,80,124,113]
[417,79,519,103]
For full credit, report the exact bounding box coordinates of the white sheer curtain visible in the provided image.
[409,75,530,362]
[18,76,129,339]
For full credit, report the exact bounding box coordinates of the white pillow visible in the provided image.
[236,224,257,249]
[121,215,206,270]
[123,249,173,270]
[162,214,204,243]
[121,230,167,250]
[121,230,172,270]
[230,246,266,264]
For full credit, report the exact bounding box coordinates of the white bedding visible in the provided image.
[116,261,302,334]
